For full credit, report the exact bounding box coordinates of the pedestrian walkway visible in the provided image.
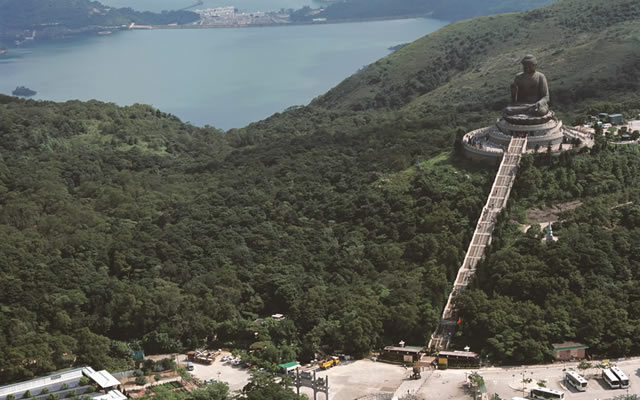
[391,370,433,400]
[428,137,527,351]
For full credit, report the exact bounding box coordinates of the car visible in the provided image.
[186,362,194,371]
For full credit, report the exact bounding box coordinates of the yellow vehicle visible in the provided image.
[319,356,340,370]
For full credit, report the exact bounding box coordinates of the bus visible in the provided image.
[529,387,564,399]
[602,368,620,389]
[565,370,588,391]
[610,366,629,389]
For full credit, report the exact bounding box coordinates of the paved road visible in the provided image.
[418,358,640,400]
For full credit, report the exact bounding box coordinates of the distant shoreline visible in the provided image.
[142,13,436,30]
[1,13,441,48]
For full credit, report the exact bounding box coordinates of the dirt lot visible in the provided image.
[183,354,408,399]
[297,359,407,400]
[526,200,582,225]
[179,351,252,392]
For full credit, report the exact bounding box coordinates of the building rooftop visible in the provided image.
[93,391,127,400]
[0,367,122,400]
[82,368,120,389]
[552,341,588,351]
[0,368,85,397]
[438,350,478,358]
[384,346,424,353]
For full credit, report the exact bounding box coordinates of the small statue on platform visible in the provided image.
[504,54,550,117]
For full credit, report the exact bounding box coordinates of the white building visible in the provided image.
[0,367,125,400]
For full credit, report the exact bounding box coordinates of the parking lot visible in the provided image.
[181,352,640,399]
[418,358,640,400]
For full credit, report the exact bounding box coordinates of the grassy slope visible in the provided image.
[313,0,555,22]
[312,0,640,116]
[237,0,640,163]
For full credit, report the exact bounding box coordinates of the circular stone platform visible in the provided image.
[462,115,587,163]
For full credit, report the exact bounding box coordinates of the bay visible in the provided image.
[99,0,327,12]
[0,19,446,129]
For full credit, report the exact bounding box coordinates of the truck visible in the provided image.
[187,350,220,365]
[318,356,340,370]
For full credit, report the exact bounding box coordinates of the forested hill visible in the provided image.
[292,0,555,23]
[238,0,640,146]
[1,0,640,384]
[0,0,198,28]
[0,0,198,44]
[312,0,640,113]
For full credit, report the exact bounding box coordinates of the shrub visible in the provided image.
[40,389,49,395]
[154,374,163,382]
[23,391,31,399]
[78,377,90,386]
[159,358,176,371]
[46,394,59,400]
[66,391,77,398]
[134,376,147,386]
[177,367,191,381]
[83,387,95,394]
[60,384,69,390]
[7,395,16,400]
[132,369,144,378]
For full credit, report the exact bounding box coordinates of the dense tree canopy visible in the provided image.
[1,0,640,384]
[0,95,494,383]
[455,145,640,364]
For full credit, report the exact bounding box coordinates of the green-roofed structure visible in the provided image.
[278,361,300,374]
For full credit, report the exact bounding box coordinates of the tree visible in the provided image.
[577,361,592,377]
[189,383,230,400]
[75,328,112,370]
[134,376,147,386]
[239,371,306,400]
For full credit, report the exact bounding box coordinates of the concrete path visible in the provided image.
[429,137,527,351]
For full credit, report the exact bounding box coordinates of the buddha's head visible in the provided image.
[521,54,537,74]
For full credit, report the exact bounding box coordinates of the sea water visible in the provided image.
[0,18,446,129]
[99,0,327,12]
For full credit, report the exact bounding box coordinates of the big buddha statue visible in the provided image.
[503,54,552,123]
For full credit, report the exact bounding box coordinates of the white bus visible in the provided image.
[529,387,564,399]
[610,366,629,389]
[565,370,588,391]
[602,368,621,389]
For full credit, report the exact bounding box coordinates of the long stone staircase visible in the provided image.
[428,136,527,351]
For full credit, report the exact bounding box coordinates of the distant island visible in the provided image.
[12,86,37,97]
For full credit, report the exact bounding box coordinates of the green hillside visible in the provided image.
[304,0,556,23]
[314,0,640,113]
[0,0,198,44]
[0,0,199,28]
[1,0,640,383]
